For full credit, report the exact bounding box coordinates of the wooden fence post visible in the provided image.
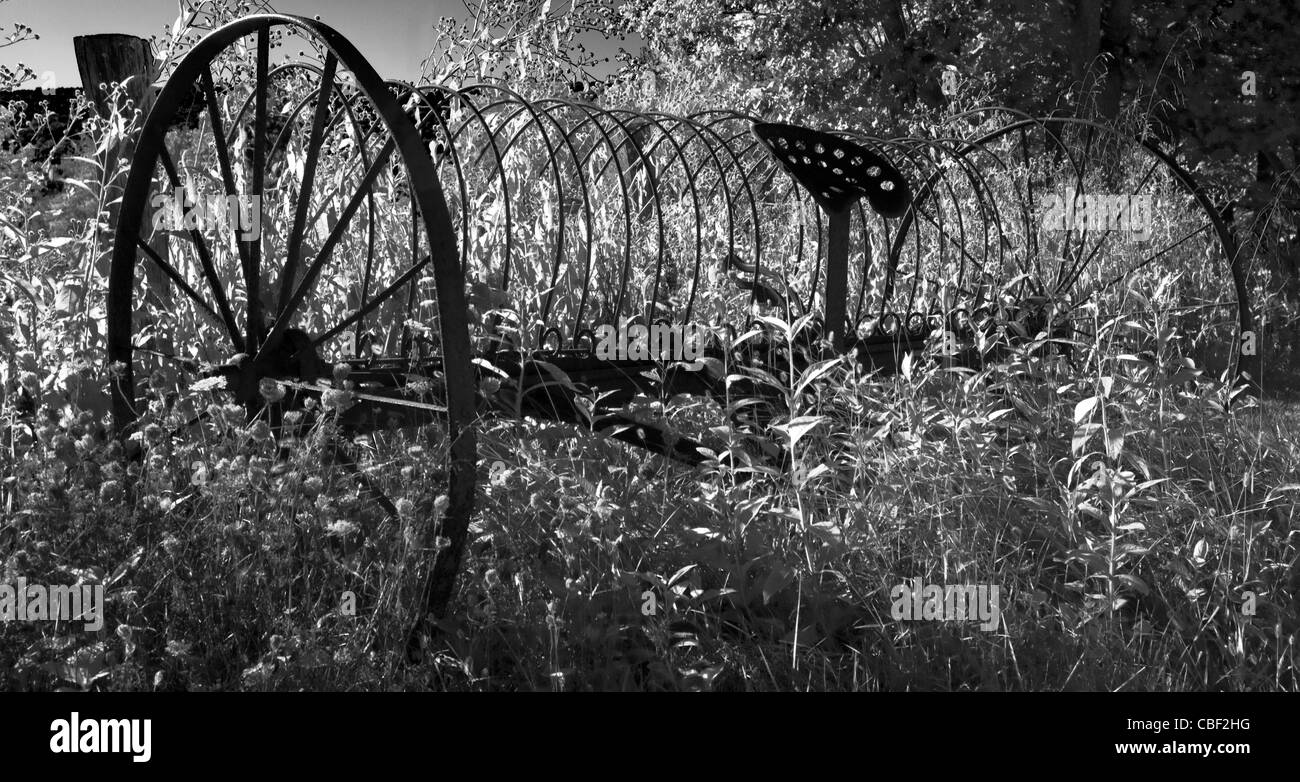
[74,34,170,301]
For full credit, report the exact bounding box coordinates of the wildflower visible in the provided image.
[433,494,449,516]
[277,470,301,492]
[246,420,272,443]
[321,388,353,413]
[326,519,359,538]
[303,476,325,497]
[52,434,75,459]
[395,498,416,517]
[18,370,39,393]
[258,377,286,402]
[143,423,165,445]
[332,363,351,384]
[98,480,123,503]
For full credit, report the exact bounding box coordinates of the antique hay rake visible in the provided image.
[106,15,1256,630]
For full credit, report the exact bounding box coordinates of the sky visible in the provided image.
[1,0,494,88]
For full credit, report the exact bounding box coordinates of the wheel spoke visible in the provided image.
[260,137,396,359]
[245,28,269,350]
[157,146,247,352]
[309,252,434,353]
[280,52,338,316]
[134,236,224,328]
[200,66,253,288]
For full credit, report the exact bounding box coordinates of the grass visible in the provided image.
[3,310,1297,691]
[1,73,1298,692]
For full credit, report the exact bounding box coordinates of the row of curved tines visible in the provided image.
[509,305,1024,361]
[394,85,934,323]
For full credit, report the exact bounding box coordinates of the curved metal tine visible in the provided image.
[690,121,767,279]
[642,112,737,325]
[416,85,514,344]
[925,135,993,306]
[525,101,595,334]
[852,200,873,325]
[279,52,337,317]
[397,85,472,275]
[297,88,376,236]
[988,130,1041,304]
[895,142,961,318]
[259,136,397,361]
[635,114,737,286]
[532,101,631,334]
[245,28,269,350]
[1055,156,1163,297]
[612,112,700,323]
[1054,123,1095,299]
[602,111,666,325]
[935,131,1021,310]
[707,131,770,312]
[156,146,246,353]
[884,143,937,318]
[558,106,620,330]
[928,139,994,312]
[224,62,320,150]
[1018,125,1042,279]
[624,111,759,320]
[1091,220,1214,295]
[465,93,568,334]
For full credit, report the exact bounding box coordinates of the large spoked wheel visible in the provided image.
[891,111,1255,385]
[106,15,476,647]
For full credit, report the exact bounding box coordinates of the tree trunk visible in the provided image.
[74,34,170,302]
[1069,0,1102,109]
[1097,0,1133,119]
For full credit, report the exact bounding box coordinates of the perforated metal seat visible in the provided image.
[750,122,911,217]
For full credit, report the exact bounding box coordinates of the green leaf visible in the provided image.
[775,415,825,448]
[1073,395,1100,425]
[761,565,795,605]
